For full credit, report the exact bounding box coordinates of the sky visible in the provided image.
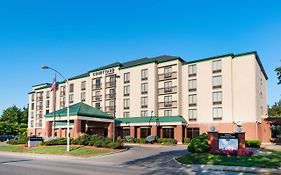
[0,1,280,114]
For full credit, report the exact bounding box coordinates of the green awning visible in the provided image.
[45,102,113,120]
[115,115,186,124]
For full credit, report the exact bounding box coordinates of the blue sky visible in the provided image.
[0,1,280,114]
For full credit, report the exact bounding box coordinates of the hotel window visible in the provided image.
[164,96,172,107]
[69,83,74,93]
[213,75,222,89]
[81,81,86,91]
[46,91,50,99]
[141,110,148,117]
[124,98,130,109]
[46,110,49,114]
[213,107,222,120]
[163,128,174,139]
[31,94,35,101]
[188,94,197,107]
[140,128,151,138]
[188,64,197,77]
[188,79,197,92]
[164,81,172,92]
[141,83,148,94]
[141,69,148,80]
[30,120,34,127]
[124,85,130,96]
[141,97,148,108]
[164,110,172,116]
[60,86,66,96]
[31,111,34,119]
[212,60,222,73]
[69,94,74,104]
[94,91,101,101]
[95,102,101,109]
[124,72,130,83]
[123,112,130,118]
[109,88,115,95]
[31,103,34,110]
[164,67,172,78]
[46,100,50,108]
[81,92,86,102]
[213,91,222,105]
[123,128,130,137]
[187,128,199,139]
[188,109,197,121]
[96,78,101,87]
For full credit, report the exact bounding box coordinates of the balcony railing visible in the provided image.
[105,94,115,100]
[105,81,116,88]
[158,72,177,81]
[36,105,43,110]
[92,84,102,90]
[92,95,102,101]
[158,86,177,95]
[158,101,177,108]
[60,91,66,96]
[105,106,115,112]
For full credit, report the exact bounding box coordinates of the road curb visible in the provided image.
[173,157,281,175]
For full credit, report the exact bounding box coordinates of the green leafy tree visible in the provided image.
[268,100,281,117]
[0,106,28,137]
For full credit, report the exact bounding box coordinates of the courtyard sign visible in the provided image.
[218,133,238,150]
[92,68,115,77]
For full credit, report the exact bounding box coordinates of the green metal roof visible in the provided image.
[115,115,186,124]
[45,102,113,119]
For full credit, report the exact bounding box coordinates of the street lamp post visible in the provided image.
[42,65,70,152]
[112,74,120,141]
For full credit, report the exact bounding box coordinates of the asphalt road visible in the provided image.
[0,144,256,175]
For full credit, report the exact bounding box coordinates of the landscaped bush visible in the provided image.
[124,135,134,142]
[145,135,157,143]
[209,149,253,156]
[108,141,123,149]
[188,134,209,153]
[136,138,146,144]
[245,140,261,148]
[157,138,177,145]
[7,138,28,145]
[41,138,67,146]
[184,138,191,145]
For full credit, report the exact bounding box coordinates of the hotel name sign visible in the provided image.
[92,68,115,77]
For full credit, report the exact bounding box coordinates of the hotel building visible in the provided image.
[27,51,270,143]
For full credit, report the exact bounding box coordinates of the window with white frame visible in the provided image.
[46,100,50,108]
[213,107,222,119]
[188,94,197,106]
[124,98,130,109]
[188,79,197,91]
[212,60,222,73]
[164,110,172,116]
[69,94,74,103]
[81,92,86,102]
[164,96,172,106]
[141,110,148,117]
[141,83,148,94]
[164,67,172,77]
[81,81,86,91]
[124,72,130,83]
[188,109,197,121]
[188,64,197,76]
[31,94,35,101]
[124,85,130,96]
[69,83,74,93]
[164,81,172,92]
[46,91,50,99]
[141,69,148,80]
[141,97,148,108]
[213,91,222,104]
[213,75,222,88]
[123,112,130,118]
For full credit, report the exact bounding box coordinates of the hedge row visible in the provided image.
[245,140,261,148]
[7,138,28,145]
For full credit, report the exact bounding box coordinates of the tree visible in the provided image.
[275,66,281,84]
[268,100,281,117]
[0,105,28,137]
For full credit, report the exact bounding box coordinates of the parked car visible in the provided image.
[0,135,18,142]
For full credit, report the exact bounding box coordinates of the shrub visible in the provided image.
[124,135,134,142]
[157,138,177,145]
[188,134,209,153]
[184,138,191,145]
[108,141,123,149]
[136,138,146,144]
[41,138,67,146]
[94,140,103,147]
[146,135,157,143]
[209,149,253,156]
[7,138,27,145]
[237,149,254,156]
[245,140,261,148]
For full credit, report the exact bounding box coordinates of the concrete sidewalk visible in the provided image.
[174,158,281,175]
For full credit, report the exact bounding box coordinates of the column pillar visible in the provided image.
[237,132,246,150]
[208,131,219,150]
[137,127,141,138]
[151,125,157,136]
[108,122,114,138]
[74,119,82,139]
[175,125,183,144]
[58,128,62,138]
[45,121,52,138]
[130,126,135,138]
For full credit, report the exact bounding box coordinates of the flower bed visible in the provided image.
[209,149,253,156]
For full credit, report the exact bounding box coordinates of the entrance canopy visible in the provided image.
[44,102,114,122]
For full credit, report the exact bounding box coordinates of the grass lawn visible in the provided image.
[177,149,281,169]
[0,145,114,157]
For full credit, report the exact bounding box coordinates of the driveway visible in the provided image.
[0,144,256,175]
